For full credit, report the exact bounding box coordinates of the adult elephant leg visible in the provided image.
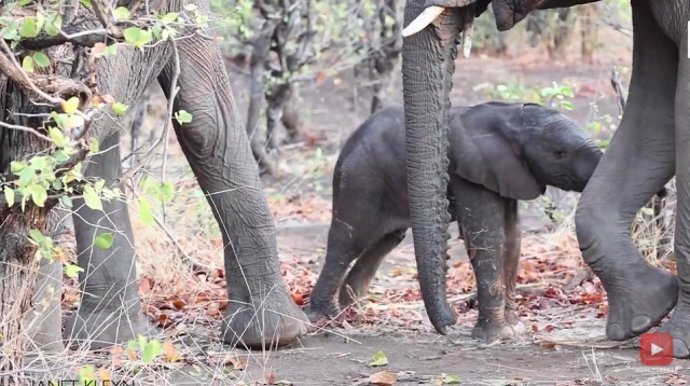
[158,37,306,349]
[657,25,690,358]
[65,132,149,348]
[402,2,468,334]
[575,0,678,341]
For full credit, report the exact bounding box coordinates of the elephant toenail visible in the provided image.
[606,323,626,341]
[673,339,690,358]
[632,315,652,333]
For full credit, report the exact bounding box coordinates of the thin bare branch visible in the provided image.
[0,121,52,143]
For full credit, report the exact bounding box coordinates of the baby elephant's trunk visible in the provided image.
[573,142,603,192]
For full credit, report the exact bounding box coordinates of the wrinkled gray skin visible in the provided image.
[18,0,307,351]
[403,0,690,357]
[305,102,602,341]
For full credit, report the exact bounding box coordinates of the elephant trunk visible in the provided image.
[402,4,470,334]
[573,142,603,192]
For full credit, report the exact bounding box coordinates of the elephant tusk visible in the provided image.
[401,6,445,37]
[460,16,474,58]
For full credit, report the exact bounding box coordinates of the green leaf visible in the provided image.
[113,7,131,21]
[18,167,35,186]
[2,24,19,41]
[80,0,92,8]
[4,187,15,208]
[138,198,155,225]
[142,339,162,363]
[19,17,39,38]
[94,233,114,249]
[28,229,45,244]
[29,184,47,207]
[559,100,575,110]
[22,56,34,73]
[48,127,67,147]
[10,161,26,174]
[65,263,84,278]
[32,52,50,68]
[89,138,100,153]
[44,15,62,37]
[441,373,461,384]
[174,110,193,125]
[59,195,73,208]
[367,351,388,367]
[83,185,102,211]
[62,97,80,114]
[112,102,128,117]
[123,27,153,49]
[159,182,175,202]
[160,12,179,24]
[106,44,118,56]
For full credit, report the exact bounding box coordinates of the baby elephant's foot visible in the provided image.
[472,319,518,342]
[505,314,526,336]
[304,300,340,323]
[656,305,690,358]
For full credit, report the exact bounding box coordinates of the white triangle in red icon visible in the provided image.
[651,343,664,356]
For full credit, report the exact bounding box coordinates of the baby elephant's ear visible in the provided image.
[450,115,545,200]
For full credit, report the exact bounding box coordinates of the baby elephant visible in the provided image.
[305,102,603,341]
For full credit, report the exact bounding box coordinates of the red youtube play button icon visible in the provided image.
[640,332,673,366]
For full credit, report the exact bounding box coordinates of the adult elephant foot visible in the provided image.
[601,264,677,341]
[656,307,690,358]
[221,289,308,349]
[64,306,156,349]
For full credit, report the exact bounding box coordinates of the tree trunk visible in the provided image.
[246,19,277,175]
[0,82,55,382]
[0,206,49,382]
[579,4,599,64]
[280,84,302,143]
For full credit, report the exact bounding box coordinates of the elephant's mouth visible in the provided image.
[491,0,536,31]
[402,4,479,59]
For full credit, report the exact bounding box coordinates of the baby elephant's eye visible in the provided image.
[554,150,566,158]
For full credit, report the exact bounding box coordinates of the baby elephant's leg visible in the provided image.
[306,220,377,321]
[339,229,406,307]
[503,200,525,334]
[452,179,515,342]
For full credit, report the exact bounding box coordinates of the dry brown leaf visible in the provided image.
[127,346,138,361]
[171,298,187,310]
[264,371,277,385]
[98,368,112,382]
[111,345,123,368]
[138,277,153,295]
[370,371,396,385]
[232,357,248,370]
[666,374,688,385]
[540,340,557,350]
[157,313,175,328]
[163,341,181,362]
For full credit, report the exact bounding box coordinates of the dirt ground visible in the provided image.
[21,21,686,386]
